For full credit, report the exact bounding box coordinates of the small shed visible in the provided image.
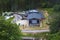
[27,10,45,26]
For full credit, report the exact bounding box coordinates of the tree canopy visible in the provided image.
[0,17,22,40]
[47,4,60,40]
[0,0,60,11]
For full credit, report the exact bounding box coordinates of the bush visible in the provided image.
[0,17,22,40]
[53,5,60,12]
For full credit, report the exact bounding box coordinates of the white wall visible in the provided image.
[16,20,29,27]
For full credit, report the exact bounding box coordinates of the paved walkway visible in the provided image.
[21,29,50,33]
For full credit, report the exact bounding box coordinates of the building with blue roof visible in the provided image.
[26,10,45,26]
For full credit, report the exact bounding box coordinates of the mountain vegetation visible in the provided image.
[0,0,60,40]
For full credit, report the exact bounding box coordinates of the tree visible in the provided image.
[0,16,22,40]
[53,5,60,12]
[1,0,60,11]
[46,4,60,40]
[49,5,60,33]
[50,16,60,33]
[47,32,60,40]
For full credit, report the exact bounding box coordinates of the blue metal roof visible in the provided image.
[27,10,44,19]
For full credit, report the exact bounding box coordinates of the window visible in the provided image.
[29,20,39,24]
[29,19,40,26]
[32,20,37,24]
